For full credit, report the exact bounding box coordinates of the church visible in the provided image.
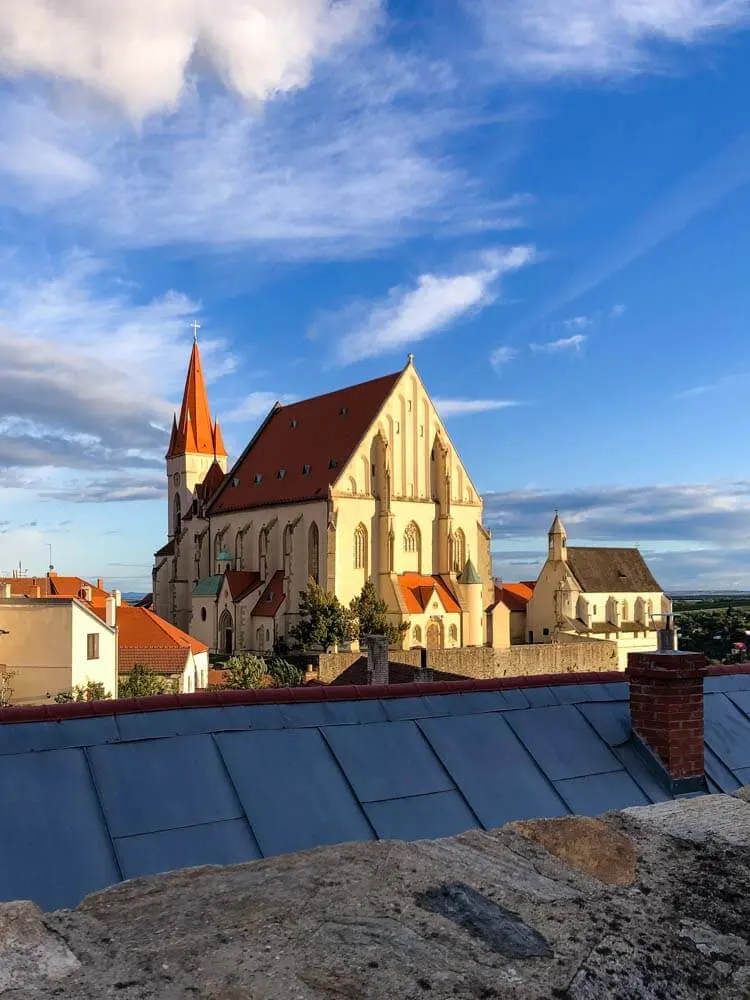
[153,341,494,653]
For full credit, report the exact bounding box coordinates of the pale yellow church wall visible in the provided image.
[0,599,117,703]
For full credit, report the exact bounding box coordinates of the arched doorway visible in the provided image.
[425,620,442,649]
[218,609,233,655]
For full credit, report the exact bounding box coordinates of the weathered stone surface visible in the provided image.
[4,797,750,999]
[415,881,553,958]
[0,901,80,991]
[624,794,750,845]
[510,816,637,886]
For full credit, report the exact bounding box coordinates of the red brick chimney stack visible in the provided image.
[626,650,708,792]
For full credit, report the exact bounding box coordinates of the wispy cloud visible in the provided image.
[434,398,520,417]
[610,303,626,319]
[489,345,518,371]
[473,0,750,79]
[0,0,379,120]
[0,252,234,496]
[563,315,593,331]
[331,246,536,364]
[674,371,750,399]
[225,391,298,423]
[530,333,586,353]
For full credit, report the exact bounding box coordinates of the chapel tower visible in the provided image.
[548,512,567,562]
[165,333,228,539]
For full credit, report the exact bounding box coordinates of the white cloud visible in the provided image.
[0,253,235,483]
[530,333,586,353]
[474,0,750,79]
[333,246,536,364]
[563,314,593,330]
[610,303,626,318]
[434,398,520,416]
[489,345,518,371]
[225,391,298,423]
[0,0,378,120]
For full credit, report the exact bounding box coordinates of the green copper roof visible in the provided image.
[458,558,481,585]
[217,549,232,562]
[192,575,224,597]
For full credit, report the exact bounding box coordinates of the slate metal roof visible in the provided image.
[566,547,662,594]
[193,575,224,597]
[209,371,401,514]
[2,668,750,912]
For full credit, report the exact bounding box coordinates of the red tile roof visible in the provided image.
[209,370,402,514]
[47,575,111,607]
[493,582,534,613]
[91,605,207,674]
[196,460,226,501]
[166,341,227,460]
[252,570,285,617]
[397,574,462,614]
[225,570,261,602]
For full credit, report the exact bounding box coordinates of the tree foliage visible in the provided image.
[0,668,15,708]
[677,605,750,663]
[265,655,303,688]
[224,652,267,689]
[291,579,356,651]
[350,580,408,646]
[119,664,169,698]
[54,681,111,703]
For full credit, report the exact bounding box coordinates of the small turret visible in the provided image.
[458,557,483,646]
[217,548,233,575]
[548,512,567,562]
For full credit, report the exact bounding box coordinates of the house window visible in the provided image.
[354,523,368,569]
[543,627,550,636]
[201,607,207,622]
[86,633,99,660]
[308,521,320,583]
[592,605,597,615]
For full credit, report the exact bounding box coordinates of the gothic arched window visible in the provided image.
[413,625,422,645]
[621,600,629,622]
[308,521,320,584]
[213,533,222,571]
[258,528,268,581]
[235,530,243,570]
[173,493,181,535]
[453,528,466,573]
[354,523,368,570]
[449,624,458,643]
[404,521,420,553]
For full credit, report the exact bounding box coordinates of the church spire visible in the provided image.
[548,511,567,562]
[166,339,228,459]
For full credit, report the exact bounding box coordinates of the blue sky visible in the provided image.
[1,0,750,592]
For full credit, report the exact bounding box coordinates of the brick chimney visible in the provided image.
[626,649,708,793]
[364,634,389,686]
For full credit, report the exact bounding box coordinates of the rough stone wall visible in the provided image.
[293,639,618,685]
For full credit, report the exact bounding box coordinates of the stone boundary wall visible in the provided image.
[289,639,619,685]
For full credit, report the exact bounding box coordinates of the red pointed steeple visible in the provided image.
[166,340,227,459]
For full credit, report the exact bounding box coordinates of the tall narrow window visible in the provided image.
[235,530,243,570]
[214,533,222,572]
[308,521,320,583]
[452,528,466,573]
[258,528,268,582]
[86,633,99,660]
[403,521,421,572]
[354,523,368,570]
[173,493,181,535]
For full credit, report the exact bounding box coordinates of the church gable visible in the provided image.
[208,371,400,515]
[335,362,480,505]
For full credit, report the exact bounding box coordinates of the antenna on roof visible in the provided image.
[46,543,53,572]
[191,319,201,343]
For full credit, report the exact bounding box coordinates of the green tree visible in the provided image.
[119,664,168,698]
[265,655,303,688]
[224,652,267,689]
[54,681,111,703]
[0,668,16,708]
[291,579,356,651]
[350,580,408,646]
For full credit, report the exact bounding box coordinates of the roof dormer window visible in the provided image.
[254,473,263,485]
[328,458,338,469]
[277,469,286,479]
[290,419,298,428]
[302,463,311,475]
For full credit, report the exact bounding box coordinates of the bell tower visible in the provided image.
[166,327,228,538]
[548,512,567,562]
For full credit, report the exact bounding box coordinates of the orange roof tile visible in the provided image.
[225,570,262,602]
[209,370,401,514]
[167,341,227,460]
[118,648,190,675]
[252,570,285,618]
[397,574,462,615]
[92,605,207,656]
[48,576,111,607]
[493,582,534,613]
